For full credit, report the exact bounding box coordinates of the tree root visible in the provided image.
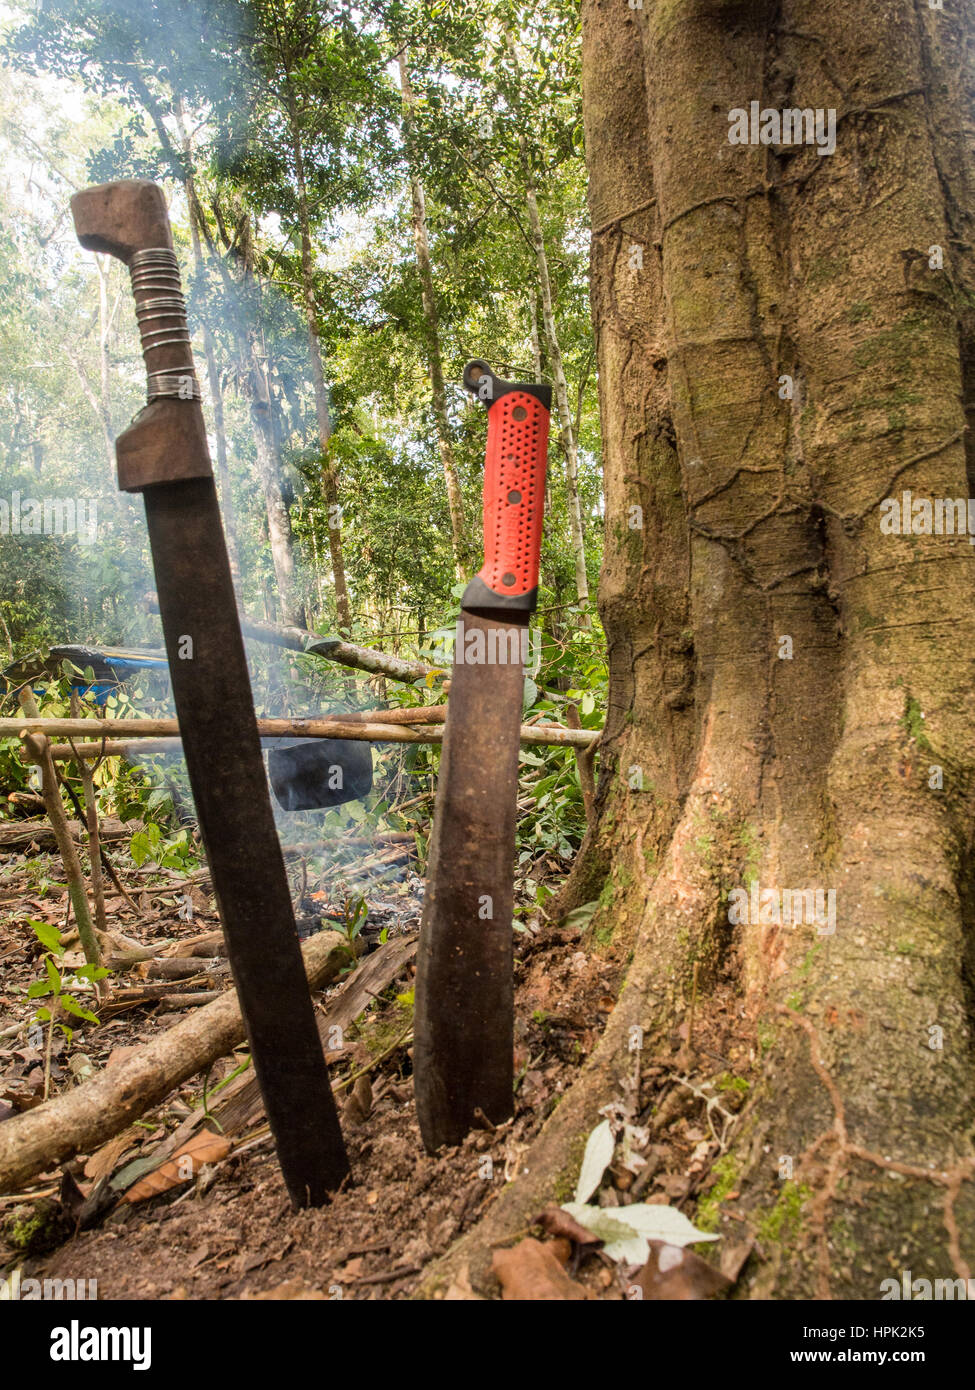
[780,1006,975,1295]
[417,793,724,1298]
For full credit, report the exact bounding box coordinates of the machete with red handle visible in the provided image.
[71,181,349,1206]
[414,360,551,1150]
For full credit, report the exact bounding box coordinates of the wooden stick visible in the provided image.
[145,594,440,685]
[0,928,352,1195]
[566,704,596,825]
[18,694,102,977]
[0,817,136,851]
[203,934,418,1139]
[10,717,597,752]
[69,693,107,937]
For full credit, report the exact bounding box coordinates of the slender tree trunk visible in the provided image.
[284,98,352,633]
[215,201,307,629]
[94,256,114,465]
[175,113,243,601]
[524,181,590,611]
[64,343,114,477]
[425,0,975,1301]
[247,326,306,629]
[399,53,468,580]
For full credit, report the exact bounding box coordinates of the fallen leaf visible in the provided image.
[105,1046,141,1070]
[574,1118,615,1204]
[245,1280,328,1301]
[560,1200,719,1264]
[492,1238,588,1300]
[535,1205,603,1247]
[443,1264,483,1300]
[632,1240,733,1300]
[123,1131,230,1203]
[84,1129,139,1183]
[720,1238,754,1282]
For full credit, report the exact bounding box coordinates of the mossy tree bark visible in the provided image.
[424,0,975,1299]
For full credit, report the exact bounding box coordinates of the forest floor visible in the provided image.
[0,832,756,1300]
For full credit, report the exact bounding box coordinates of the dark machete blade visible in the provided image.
[415,361,551,1151]
[145,480,349,1201]
[414,612,524,1146]
[71,181,348,1206]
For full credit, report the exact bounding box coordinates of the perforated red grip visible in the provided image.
[478,389,549,604]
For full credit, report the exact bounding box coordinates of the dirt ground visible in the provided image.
[0,833,756,1301]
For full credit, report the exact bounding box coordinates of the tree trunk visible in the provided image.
[214,201,307,629]
[247,326,306,630]
[285,97,353,633]
[176,114,243,601]
[398,52,469,580]
[524,181,590,612]
[424,0,975,1300]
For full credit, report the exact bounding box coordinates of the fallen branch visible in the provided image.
[69,694,107,937]
[20,723,101,976]
[0,928,352,1195]
[9,716,597,751]
[202,934,418,1139]
[0,817,137,851]
[145,595,438,685]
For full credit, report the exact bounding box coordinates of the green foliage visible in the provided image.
[26,918,109,1095]
[128,821,198,872]
[0,0,606,886]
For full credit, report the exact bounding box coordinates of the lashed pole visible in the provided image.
[71,180,348,1206]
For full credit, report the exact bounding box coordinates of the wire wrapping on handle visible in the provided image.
[128,248,201,403]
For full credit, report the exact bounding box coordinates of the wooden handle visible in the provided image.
[70,180,173,265]
[72,180,211,491]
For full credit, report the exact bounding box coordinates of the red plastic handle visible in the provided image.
[478,389,550,602]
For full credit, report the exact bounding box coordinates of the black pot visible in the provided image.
[266,738,373,811]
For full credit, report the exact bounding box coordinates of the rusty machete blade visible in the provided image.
[415,362,551,1150]
[71,180,349,1206]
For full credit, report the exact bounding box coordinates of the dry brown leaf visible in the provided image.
[719,1238,754,1282]
[123,1131,230,1204]
[632,1240,733,1300]
[105,1046,141,1070]
[83,1128,139,1183]
[443,1263,484,1300]
[245,1280,328,1301]
[341,1074,373,1125]
[535,1205,603,1247]
[492,1238,589,1300]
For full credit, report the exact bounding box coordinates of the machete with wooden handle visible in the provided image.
[71,181,349,1206]
[415,360,552,1150]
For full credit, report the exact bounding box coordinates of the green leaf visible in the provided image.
[34,1006,51,1022]
[59,995,99,1024]
[44,956,61,992]
[26,980,53,999]
[29,919,62,954]
[129,830,151,866]
[564,900,599,932]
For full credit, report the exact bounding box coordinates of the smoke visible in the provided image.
[2,0,402,914]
